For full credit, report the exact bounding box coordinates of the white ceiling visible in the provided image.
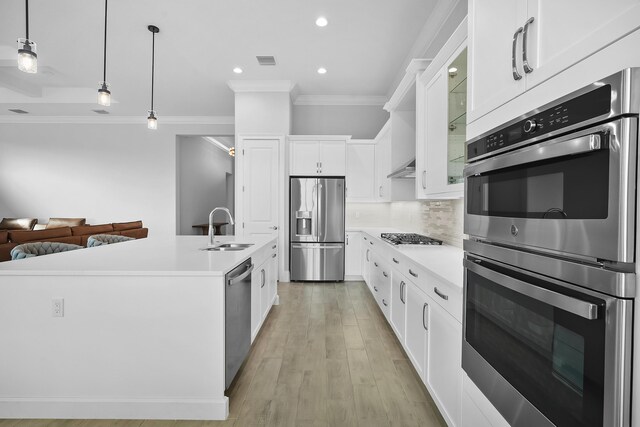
[0,0,442,117]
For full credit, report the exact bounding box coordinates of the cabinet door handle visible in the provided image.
[379,185,383,197]
[383,271,388,278]
[374,262,379,267]
[272,245,277,249]
[369,241,373,245]
[421,170,427,189]
[392,257,399,264]
[270,226,278,230]
[374,286,379,292]
[400,281,406,304]
[434,287,449,301]
[409,269,418,278]
[272,253,277,258]
[346,235,349,245]
[261,269,266,288]
[522,17,535,74]
[422,303,428,330]
[366,249,370,262]
[512,26,524,80]
[382,299,388,307]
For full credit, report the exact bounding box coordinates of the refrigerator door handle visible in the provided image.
[317,181,325,241]
[291,243,343,249]
[311,181,318,239]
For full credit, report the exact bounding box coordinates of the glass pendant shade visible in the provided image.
[17,38,37,73]
[147,110,158,130]
[97,83,111,106]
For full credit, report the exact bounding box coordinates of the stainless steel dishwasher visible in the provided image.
[225,258,253,389]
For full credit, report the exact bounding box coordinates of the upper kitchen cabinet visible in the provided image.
[468,0,640,123]
[416,19,467,199]
[346,140,377,202]
[289,136,349,176]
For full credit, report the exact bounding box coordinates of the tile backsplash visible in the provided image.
[346,199,464,248]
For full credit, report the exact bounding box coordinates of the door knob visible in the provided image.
[270,226,279,230]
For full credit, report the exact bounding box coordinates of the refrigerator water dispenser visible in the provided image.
[296,211,312,236]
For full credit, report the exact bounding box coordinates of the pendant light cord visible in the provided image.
[25,0,29,39]
[102,0,108,82]
[151,31,155,111]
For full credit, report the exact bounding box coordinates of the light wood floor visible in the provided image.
[1,281,446,427]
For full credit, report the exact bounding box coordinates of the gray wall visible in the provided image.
[177,136,234,235]
[292,105,389,139]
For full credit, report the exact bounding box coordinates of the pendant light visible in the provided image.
[147,25,159,130]
[17,0,37,73]
[97,0,111,106]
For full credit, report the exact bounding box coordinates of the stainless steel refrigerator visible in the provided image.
[290,177,345,281]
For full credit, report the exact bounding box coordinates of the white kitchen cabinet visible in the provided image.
[268,248,278,306]
[260,260,271,320]
[390,269,408,342]
[405,281,429,379]
[427,298,462,427]
[416,21,466,200]
[345,231,362,278]
[371,254,391,320]
[289,136,348,176]
[374,125,391,201]
[468,0,640,123]
[346,142,376,201]
[362,235,372,286]
[251,255,270,342]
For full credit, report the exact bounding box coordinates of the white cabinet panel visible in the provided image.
[346,143,376,201]
[259,261,270,319]
[427,301,462,427]
[375,130,391,201]
[319,140,346,175]
[345,231,362,277]
[461,390,494,427]
[290,141,319,176]
[405,281,429,379]
[423,69,449,195]
[390,270,408,343]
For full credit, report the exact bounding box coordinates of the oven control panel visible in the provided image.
[467,84,611,161]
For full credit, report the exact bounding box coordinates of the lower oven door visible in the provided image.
[462,254,632,427]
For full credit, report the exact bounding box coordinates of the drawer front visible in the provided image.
[422,270,462,323]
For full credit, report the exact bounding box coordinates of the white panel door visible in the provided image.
[427,301,462,427]
[319,140,346,176]
[468,0,527,122]
[525,0,640,90]
[243,139,279,237]
[251,261,265,341]
[345,232,362,277]
[346,144,376,201]
[290,141,319,175]
[405,281,429,379]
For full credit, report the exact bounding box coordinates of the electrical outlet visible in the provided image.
[52,298,64,317]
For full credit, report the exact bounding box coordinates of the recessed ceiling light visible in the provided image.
[317,67,327,74]
[233,67,243,74]
[316,17,328,27]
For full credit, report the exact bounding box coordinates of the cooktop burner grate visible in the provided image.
[380,233,443,246]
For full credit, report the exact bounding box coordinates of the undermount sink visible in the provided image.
[200,243,254,252]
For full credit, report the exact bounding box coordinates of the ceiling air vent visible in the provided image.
[92,109,110,114]
[8,109,29,114]
[256,56,276,66]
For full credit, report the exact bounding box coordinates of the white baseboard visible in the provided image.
[344,275,364,281]
[0,397,229,420]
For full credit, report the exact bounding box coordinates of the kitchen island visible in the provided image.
[0,235,278,421]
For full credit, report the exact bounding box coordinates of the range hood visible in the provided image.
[387,158,416,179]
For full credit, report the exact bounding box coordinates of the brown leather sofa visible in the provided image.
[0,220,148,262]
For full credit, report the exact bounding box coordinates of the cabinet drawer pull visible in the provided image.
[272,244,277,249]
[421,170,427,190]
[364,237,367,241]
[434,287,449,300]
[522,17,535,74]
[382,299,388,307]
[374,262,379,267]
[272,253,277,259]
[409,269,418,278]
[383,271,388,278]
[400,281,406,304]
[366,249,370,262]
[422,303,428,330]
[512,26,524,80]
[261,269,266,288]
[374,286,379,292]
[369,241,373,245]
[392,257,399,264]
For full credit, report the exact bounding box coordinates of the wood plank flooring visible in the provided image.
[2,281,446,427]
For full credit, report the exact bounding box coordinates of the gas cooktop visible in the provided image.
[380,233,443,246]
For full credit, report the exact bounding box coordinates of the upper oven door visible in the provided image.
[464,117,637,263]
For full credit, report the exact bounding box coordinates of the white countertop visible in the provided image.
[0,235,276,277]
[348,227,464,288]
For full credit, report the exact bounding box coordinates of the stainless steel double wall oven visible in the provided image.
[463,69,639,427]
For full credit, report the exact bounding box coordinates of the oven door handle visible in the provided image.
[464,132,603,177]
[464,259,599,320]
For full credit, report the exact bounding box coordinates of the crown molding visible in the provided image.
[227,80,296,93]
[293,95,388,106]
[0,115,235,125]
[384,59,432,112]
[387,0,464,97]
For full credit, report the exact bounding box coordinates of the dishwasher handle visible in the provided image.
[228,264,254,286]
